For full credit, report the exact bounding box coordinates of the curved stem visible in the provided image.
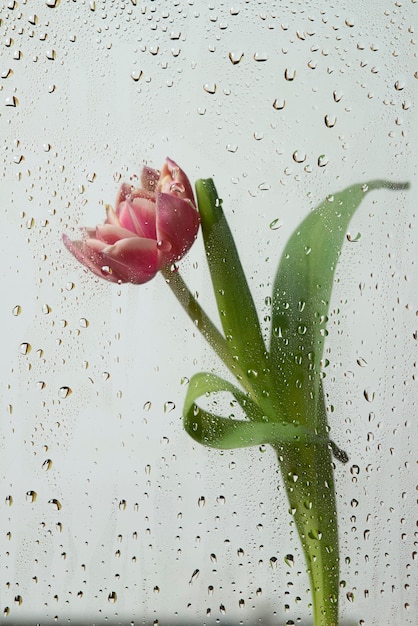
[160,266,251,392]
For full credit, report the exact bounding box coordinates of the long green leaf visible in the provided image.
[195,179,270,401]
[183,372,319,449]
[269,179,409,427]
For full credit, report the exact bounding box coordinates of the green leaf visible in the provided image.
[269,179,409,428]
[195,179,270,400]
[183,372,319,450]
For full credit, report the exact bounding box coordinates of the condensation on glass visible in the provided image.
[1,1,416,625]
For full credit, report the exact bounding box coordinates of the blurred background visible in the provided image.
[1,1,416,624]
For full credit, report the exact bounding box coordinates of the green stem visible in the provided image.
[276,386,339,626]
[160,266,250,390]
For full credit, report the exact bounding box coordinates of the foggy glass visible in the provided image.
[1,2,416,625]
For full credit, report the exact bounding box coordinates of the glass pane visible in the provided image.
[1,2,416,625]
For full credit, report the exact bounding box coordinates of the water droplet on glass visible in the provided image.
[108,591,117,603]
[131,70,143,81]
[42,459,52,471]
[203,83,217,94]
[189,569,200,584]
[253,51,269,62]
[363,388,375,402]
[325,114,337,128]
[272,98,286,110]
[293,150,306,163]
[356,357,367,367]
[58,386,72,399]
[284,68,296,81]
[229,51,244,65]
[164,401,175,413]
[346,232,361,242]
[26,490,37,503]
[269,218,281,230]
[318,154,329,167]
[19,342,31,355]
[5,95,18,107]
[48,498,62,510]
[46,0,60,6]
[198,496,206,507]
[12,305,22,316]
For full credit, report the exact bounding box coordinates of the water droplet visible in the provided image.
[284,68,296,81]
[131,70,143,81]
[293,150,306,163]
[269,218,281,230]
[254,51,269,62]
[356,357,367,367]
[164,401,175,413]
[12,305,22,316]
[325,114,337,128]
[5,95,18,107]
[363,388,375,402]
[108,591,117,603]
[48,498,62,510]
[203,83,217,94]
[14,595,22,606]
[210,553,217,563]
[347,232,361,242]
[284,554,294,567]
[229,51,244,65]
[189,569,200,584]
[198,496,206,507]
[58,386,71,399]
[26,490,37,503]
[346,591,355,602]
[143,401,152,411]
[226,143,238,153]
[46,0,60,6]
[19,342,31,355]
[79,317,89,328]
[42,459,52,471]
[272,98,286,110]
[318,154,329,167]
[46,49,56,60]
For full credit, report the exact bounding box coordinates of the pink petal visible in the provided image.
[105,205,121,226]
[156,192,200,263]
[95,223,139,245]
[62,234,123,283]
[116,199,157,239]
[158,157,195,204]
[100,237,160,284]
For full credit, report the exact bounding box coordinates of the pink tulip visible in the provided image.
[63,158,200,284]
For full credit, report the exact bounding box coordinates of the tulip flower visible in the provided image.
[63,158,199,284]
